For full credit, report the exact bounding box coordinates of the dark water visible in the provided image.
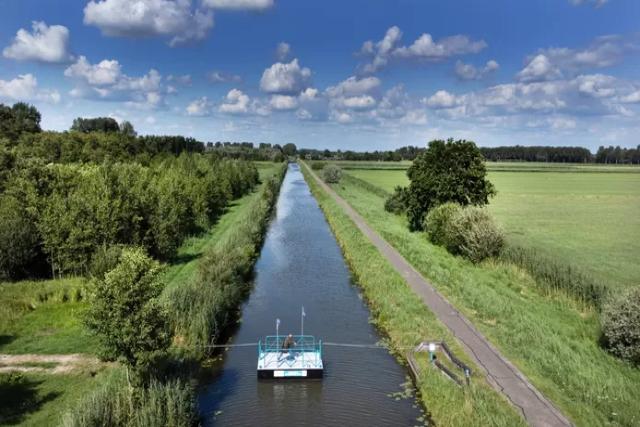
[199,164,424,426]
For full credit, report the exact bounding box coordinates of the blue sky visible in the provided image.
[1,0,639,150]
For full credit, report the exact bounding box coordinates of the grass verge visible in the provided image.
[301,163,525,427]
[322,166,640,426]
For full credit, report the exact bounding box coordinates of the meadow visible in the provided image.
[310,163,640,426]
[345,163,640,290]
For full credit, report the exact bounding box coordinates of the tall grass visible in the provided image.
[500,245,609,309]
[169,163,287,357]
[62,370,196,427]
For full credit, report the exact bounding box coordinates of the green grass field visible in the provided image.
[312,166,640,426]
[346,165,640,289]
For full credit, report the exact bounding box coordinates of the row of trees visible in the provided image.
[480,145,593,163]
[0,154,259,280]
[299,145,425,161]
[594,145,640,164]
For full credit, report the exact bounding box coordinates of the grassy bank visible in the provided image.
[345,165,640,290]
[301,164,525,427]
[320,167,640,426]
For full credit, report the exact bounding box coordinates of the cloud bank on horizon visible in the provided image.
[1,0,639,150]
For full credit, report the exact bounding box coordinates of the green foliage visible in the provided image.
[85,248,170,379]
[62,370,196,427]
[310,161,327,170]
[406,139,495,230]
[169,163,286,357]
[0,103,41,142]
[322,163,342,183]
[601,287,640,365]
[0,195,41,279]
[282,143,297,156]
[445,206,504,263]
[71,117,120,133]
[0,155,259,278]
[500,246,609,308]
[423,202,462,246]
[384,185,409,214]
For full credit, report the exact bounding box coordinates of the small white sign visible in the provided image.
[274,370,307,378]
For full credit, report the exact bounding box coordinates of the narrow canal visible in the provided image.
[199,163,425,426]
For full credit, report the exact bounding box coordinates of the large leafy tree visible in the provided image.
[85,247,170,384]
[405,139,495,231]
[0,103,41,142]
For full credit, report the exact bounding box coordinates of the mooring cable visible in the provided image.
[197,342,417,350]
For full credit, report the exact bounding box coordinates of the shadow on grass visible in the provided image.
[0,374,60,425]
[0,335,15,349]
[170,253,200,267]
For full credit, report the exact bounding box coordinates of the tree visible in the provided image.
[405,139,495,231]
[282,143,297,156]
[71,117,120,133]
[119,120,137,137]
[0,103,41,142]
[85,247,170,384]
[0,195,41,279]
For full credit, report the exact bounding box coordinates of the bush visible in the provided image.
[423,202,462,246]
[601,287,640,365]
[322,164,342,183]
[445,207,504,263]
[384,186,409,214]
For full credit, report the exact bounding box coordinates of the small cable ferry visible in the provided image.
[257,335,323,379]
[257,312,323,379]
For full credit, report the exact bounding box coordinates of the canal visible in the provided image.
[199,163,425,426]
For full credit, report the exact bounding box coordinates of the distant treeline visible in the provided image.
[481,145,640,164]
[299,145,425,161]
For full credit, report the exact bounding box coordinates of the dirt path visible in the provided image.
[304,163,572,427]
[0,353,102,374]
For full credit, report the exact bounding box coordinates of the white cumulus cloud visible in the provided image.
[360,26,487,73]
[276,42,290,61]
[65,56,122,85]
[219,88,251,114]
[269,94,298,110]
[424,90,458,108]
[0,74,60,104]
[455,60,499,80]
[186,96,213,116]
[83,0,213,46]
[260,59,311,94]
[3,21,71,63]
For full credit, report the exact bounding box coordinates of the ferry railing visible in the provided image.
[258,335,322,366]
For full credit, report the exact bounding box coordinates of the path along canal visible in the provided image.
[199,163,425,426]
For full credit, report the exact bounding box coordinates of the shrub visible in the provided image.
[446,207,504,263]
[322,164,342,183]
[384,186,409,214]
[601,287,640,365]
[423,202,462,246]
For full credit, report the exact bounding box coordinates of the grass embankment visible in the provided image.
[0,163,282,426]
[322,169,640,426]
[346,165,640,290]
[300,164,525,427]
